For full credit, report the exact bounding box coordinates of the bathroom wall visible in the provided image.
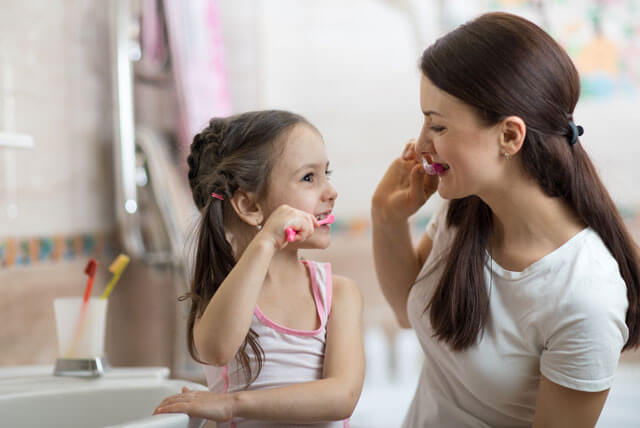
[2,0,640,370]
[0,1,180,368]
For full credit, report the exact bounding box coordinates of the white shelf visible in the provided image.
[0,132,34,149]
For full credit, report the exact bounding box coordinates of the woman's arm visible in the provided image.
[371,142,438,327]
[154,275,365,423]
[372,210,432,327]
[533,375,609,428]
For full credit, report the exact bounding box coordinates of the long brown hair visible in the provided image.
[184,110,312,384]
[421,12,640,351]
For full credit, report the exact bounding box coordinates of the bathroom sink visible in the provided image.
[0,365,207,428]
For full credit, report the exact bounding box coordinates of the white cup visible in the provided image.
[53,297,108,359]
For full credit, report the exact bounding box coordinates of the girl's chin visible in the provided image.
[288,236,331,251]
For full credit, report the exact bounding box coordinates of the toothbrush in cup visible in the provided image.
[286,214,335,242]
[65,258,98,358]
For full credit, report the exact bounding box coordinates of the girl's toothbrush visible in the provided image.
[65,258,98,358]
[286,214,335,242]
[100,254,130,300]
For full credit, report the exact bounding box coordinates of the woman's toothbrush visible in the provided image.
[422,155,436,175]
[101,254,130,300]
[65,258,98,358]
[421,154,447,175]
[286,214,335,242]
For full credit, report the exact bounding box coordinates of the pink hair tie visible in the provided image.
[210,192,225,201]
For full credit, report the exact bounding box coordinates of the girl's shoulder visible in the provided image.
[330,274,363,313]
[331,274,361,296]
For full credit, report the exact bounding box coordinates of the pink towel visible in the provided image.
[163,0,233,164]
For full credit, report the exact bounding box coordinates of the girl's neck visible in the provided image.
[263,249,307,288]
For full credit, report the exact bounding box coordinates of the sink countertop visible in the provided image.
[0,365,173,396]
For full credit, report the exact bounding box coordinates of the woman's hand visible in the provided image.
[372,140,439,223]
[153,387,234,422]
[256,204,319,250]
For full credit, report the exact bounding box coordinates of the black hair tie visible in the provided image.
[567,120,584,145]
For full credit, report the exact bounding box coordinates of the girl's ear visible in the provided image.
[229,190,264,228]
[499,115,526,157]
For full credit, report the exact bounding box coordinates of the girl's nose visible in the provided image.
[325,181,338,201]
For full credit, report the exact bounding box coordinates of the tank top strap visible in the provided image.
[302,260,333,324]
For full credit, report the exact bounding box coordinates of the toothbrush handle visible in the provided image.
[83,277,95,302]
[285,214,335,242]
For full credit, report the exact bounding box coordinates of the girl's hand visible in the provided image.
[257,204,319,250]
[372,140,438,222]
[153,387,234,422]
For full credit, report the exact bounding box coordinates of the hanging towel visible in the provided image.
[163,0,233,162]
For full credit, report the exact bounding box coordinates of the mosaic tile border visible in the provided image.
[2,207,638,269]
[0,231,117,269]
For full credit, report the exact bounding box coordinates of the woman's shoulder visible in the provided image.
[568,228,627,286]
[551,228,628,316]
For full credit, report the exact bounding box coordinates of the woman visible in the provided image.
[372,12,639,427]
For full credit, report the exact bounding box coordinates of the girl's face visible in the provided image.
[261,124,338,249]
[415,75,504,200]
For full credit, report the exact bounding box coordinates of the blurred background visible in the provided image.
[1,0,639,426]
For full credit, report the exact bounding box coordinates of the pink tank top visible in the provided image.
[203,260,349,427]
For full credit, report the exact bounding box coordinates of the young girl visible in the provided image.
[154,110,365,427]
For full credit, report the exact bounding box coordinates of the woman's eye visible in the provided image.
[431,126,445,132]
[303,173,314,182]
[325,169,333,179]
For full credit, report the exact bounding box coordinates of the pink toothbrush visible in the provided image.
[286,214,335,242]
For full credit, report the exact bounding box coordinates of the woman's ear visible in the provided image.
[229,190,263,228]
[499,115,526,157]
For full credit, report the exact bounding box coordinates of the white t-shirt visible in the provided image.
[403,201,629,428]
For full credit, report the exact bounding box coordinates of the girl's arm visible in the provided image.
[532,375,609,428]
[194,237,275,366]
[155,275,365,423]
[194,205,317,366]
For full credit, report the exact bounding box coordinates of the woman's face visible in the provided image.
[415,75,504,200]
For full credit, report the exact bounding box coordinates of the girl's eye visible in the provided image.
[303,173,314,182]
[431,126,445,132]
[325,169,333,179]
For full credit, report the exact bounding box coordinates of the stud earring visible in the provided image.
[503,152,511,160]
[256,224,262,230]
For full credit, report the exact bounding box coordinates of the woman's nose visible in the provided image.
[415,125,435,155]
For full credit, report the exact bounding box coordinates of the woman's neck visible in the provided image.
[480,174,585,268]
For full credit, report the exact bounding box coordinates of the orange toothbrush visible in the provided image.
[65,258,98,357]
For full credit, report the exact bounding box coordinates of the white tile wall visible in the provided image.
[217,0,640,220]
[1,0,638,239]
[0,0,114,238]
